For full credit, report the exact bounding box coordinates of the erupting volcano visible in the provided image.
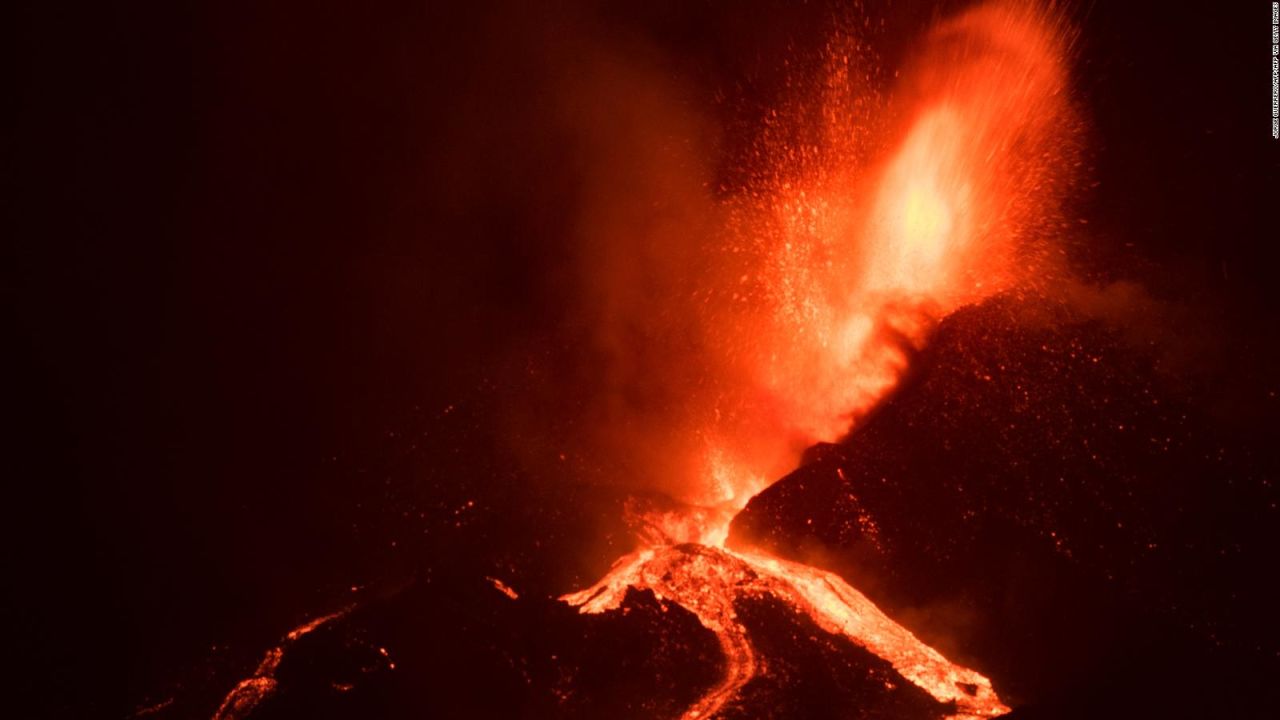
[559,3,1079,717]
[21,0,1278,718]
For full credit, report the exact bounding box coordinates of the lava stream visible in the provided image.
[562,543,1007,719]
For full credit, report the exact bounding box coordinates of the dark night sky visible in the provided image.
[7,1,1279,717]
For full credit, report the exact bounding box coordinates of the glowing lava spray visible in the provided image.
[562,3,1081,718]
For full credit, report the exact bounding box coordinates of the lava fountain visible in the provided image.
[562,3,1081,718]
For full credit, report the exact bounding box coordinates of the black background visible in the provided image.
[8,1,1278,717]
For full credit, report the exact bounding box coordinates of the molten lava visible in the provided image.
[565,544,1007,719]
[563,2,1082,717]
[213,610,354,720]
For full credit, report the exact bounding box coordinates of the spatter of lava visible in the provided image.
[563,2,1081,717]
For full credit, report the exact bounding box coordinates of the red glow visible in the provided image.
[563,2,1082,715]
[688,0,1079,521]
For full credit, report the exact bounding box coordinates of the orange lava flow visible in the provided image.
[569,524,1001,716]
[564,544,1007,719]
[563,2,1081,717]
[213,609,353,720]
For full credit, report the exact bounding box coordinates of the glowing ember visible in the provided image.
[564,2,1082,716]
[487,576,520,600]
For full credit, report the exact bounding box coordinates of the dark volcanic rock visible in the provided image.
[723,594,946,720]
[182,572,724,720]
[170,565,970,720]
[730,293,1279,715]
